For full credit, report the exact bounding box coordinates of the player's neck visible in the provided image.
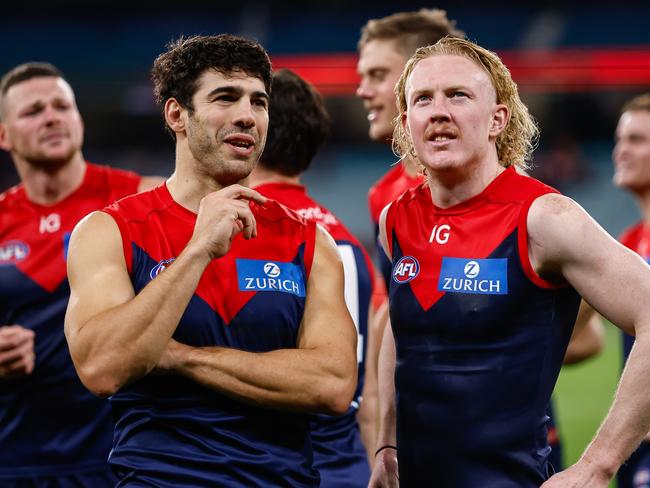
[248,166,301,188]
[636,191,650,226]
[401,156,421,177]
[426,157,504,209]
[15,153,86,206]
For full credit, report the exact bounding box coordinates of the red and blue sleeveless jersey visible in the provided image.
[0,163,140,478]
[368,163,424,290]
[619,223,650,362]
[254,181,372,486]
[385,167,581,487]
[103,184,320,487]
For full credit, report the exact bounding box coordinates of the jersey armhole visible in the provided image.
[101,208,133,275]
[517,192,564,289]
[384,202,397,259]
[303,220,317,279]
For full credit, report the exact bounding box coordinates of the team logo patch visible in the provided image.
[0,240,30,265]
[393,256,420,284]
[438,257,508,295]
[150,258,176,279]
[237,259,305,297]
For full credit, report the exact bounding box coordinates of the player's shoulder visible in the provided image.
[493,167,559,204]
[0,183,26,211]
[84,162,141,192]
[103,184,162,223]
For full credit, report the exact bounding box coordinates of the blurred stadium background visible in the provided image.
[2,1,649,483]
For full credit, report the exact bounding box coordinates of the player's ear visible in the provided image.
[489,104,509,138]
[0,122,12,152]
[164,98,187,135]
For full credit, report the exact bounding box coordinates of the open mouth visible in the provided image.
[224,134,255,155]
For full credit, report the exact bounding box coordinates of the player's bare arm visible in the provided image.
[367,203,399,488]
[358,299,385,463]
[527,193,650,487]
[153,225,358,415]
[564,300,605,365]
[65,185,265,397]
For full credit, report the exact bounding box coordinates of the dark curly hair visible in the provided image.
[259,69,330,177]
[151,34,272,134]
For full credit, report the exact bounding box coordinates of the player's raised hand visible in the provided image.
[189,185,267,260]
[0,325,35,379]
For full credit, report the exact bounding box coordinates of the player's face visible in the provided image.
[613,110,650,193]
[403,55,503,174]
[356,39,408,142]
[0,77,84,168]
[186,69,269,186]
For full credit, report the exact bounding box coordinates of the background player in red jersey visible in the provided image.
[356,9,464,290]
[0,63,161,486]
[372,38,650,487]
[250,69,378,485]
[64,35,358,486]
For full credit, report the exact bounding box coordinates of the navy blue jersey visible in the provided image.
[0,163,140,480]
[255,182,372,487]
[385,168,581,487]
[103,184,320,487]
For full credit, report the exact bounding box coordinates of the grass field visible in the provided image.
[553,321,622,487]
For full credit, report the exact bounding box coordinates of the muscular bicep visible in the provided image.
[297,226,357,365]
[65,211,135,343]
[529,194,650,335]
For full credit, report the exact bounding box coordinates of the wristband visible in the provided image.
[375,445,397,457]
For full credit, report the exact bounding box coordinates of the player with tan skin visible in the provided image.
[0,71,161,379]
[64,62,357,414]
[370,39,650,487]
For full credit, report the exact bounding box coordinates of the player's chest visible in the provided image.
[0,207,92,293]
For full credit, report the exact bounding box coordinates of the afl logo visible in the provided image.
[464,260,480,278]
[264,262,281,278]
[0,240,30,264]
[150,258,176,279]
[393,256,420,284]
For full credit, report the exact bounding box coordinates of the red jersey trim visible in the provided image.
[101,207,133,275]
[517,192,563,289]
[304,221,317,279]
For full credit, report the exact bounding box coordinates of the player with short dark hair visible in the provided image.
[64,34,358,487]
[0,62,161,486]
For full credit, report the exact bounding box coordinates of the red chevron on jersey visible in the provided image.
[104,184,316,325]
[0,163,141,292]
[385,167,559,311]
[368,163,425,225]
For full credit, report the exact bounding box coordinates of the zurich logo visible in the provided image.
[264,262,281,278]
[150,258,175,279]
[464,260,480,278]
[393,256,420,284]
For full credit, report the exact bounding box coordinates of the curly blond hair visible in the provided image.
[393,37,538,169]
